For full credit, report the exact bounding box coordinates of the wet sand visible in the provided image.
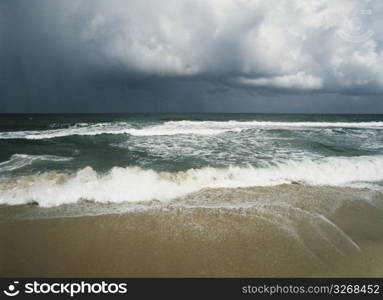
[1,185,383,277]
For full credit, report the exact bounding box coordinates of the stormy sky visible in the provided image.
[1,0,383,113]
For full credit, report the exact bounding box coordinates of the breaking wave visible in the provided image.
[1,155,383,207]
[1,120,383,139]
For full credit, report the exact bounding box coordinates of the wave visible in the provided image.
[0,154,73,172]
[1,155,383,207]
[0,122,134,140]
[1,120,383,139]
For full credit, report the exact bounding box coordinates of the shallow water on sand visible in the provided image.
[1,185,383,277]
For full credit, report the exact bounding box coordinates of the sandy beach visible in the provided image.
[1,185,383,277]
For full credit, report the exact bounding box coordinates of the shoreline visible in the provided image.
[1,185,382,277]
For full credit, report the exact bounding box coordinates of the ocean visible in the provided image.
[1,114,383,277]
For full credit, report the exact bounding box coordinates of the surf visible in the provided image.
[1,155,383,207]
[1,120,383,139]
[0,154,73,172]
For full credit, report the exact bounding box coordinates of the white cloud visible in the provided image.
[237,72,323,90]
[75,0,383,93]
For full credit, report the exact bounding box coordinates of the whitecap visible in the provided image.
[1,155,383,207]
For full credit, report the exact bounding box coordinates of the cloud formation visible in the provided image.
[1,0,383,113]
[72,0,383,93]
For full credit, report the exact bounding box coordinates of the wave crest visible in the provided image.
[0,154,73,172]
[1,155,383,207]
[1,120,383,139]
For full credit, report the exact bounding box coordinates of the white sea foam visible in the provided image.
[1,155,383,207]
[0,122,134,140]
[0,120,383,139]
[0,154,73,172]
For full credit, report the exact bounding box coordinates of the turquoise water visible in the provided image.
[1,114,383,206]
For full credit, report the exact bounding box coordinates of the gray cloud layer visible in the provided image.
[1,0,382,112]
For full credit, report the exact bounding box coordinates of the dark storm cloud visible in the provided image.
[0,0,382,113]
